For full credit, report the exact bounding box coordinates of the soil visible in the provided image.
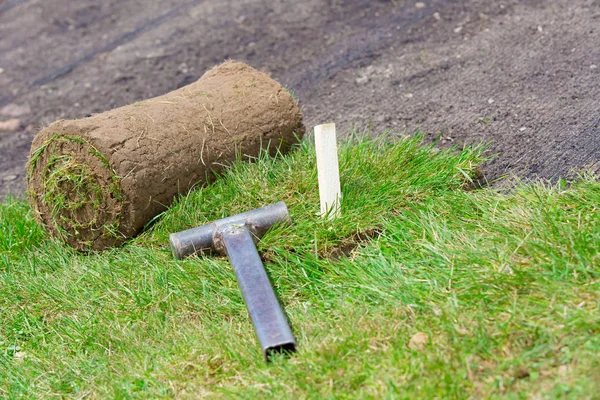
[1,0,599,200]
[27,61,303,250]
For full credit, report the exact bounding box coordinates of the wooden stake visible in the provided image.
[314,123,341,219]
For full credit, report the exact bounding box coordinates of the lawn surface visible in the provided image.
[1,136,599,398]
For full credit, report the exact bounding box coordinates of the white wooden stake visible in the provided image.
[314,123,341,219]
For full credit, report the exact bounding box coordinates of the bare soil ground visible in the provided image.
[1,0,599,199]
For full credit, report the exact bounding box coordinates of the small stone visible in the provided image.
[415,2,426,8]
[355,75,369,85]
[1,103,31,117]
[405,93,414,99]
[519,127,526,132]
[591,65,598,70]
[3,175,17,181]
[0,67,4,74]
[454,325,469,335]
[454,26,463,33]
[178,63,189,74]
[13,351,26,360]
[557,365,569,375]
[0,119,21,131]
[537,26,543,33]
[408,332,429,350]
[488,98,494,104]
[433,12,441,21]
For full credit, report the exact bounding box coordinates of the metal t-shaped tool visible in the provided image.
[169,201,295,361]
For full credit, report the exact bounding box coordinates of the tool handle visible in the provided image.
[169,201,291,259]
[220,226,296,361]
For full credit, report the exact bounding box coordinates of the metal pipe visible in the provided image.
[220,226,296,361]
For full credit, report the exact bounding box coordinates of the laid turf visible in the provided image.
[1,135,598,398]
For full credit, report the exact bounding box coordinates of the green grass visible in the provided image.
[1,135,598,398]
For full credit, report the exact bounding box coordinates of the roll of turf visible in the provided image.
[27,61,304,251]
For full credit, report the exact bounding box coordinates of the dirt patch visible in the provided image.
[304,0,600,183]
[1,0,599,199]
[327,227,383,260]
[27,61,304,250]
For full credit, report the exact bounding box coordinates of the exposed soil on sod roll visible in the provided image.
[27,61,304,251]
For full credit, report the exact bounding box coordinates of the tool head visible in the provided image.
[169,201,291,259]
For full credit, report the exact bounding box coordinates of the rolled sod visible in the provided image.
[27,61,305,251]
